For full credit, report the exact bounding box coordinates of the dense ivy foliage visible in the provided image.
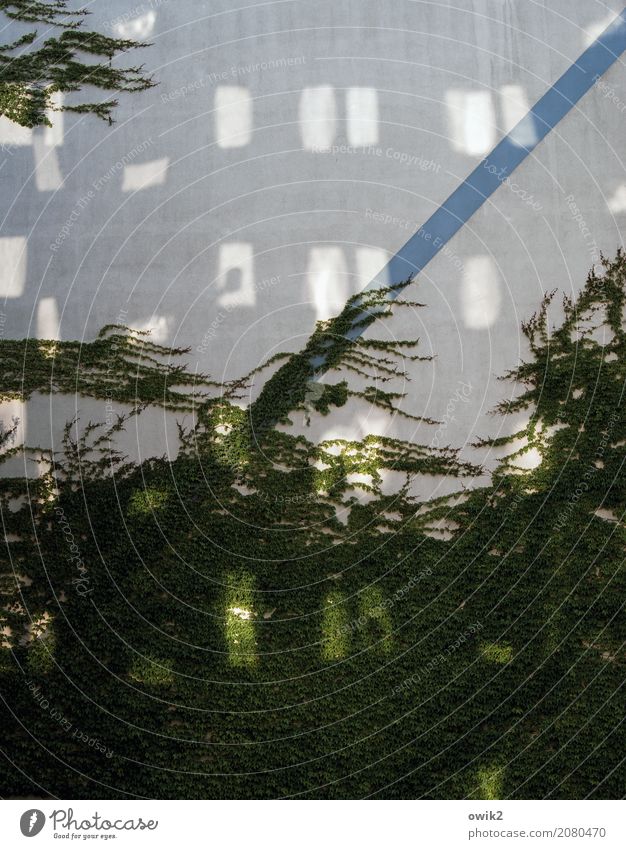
[248,280,428,434]
[0,255,624,799]
[0,0,153,127]
[0,325,221,409]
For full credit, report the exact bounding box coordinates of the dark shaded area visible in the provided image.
[0,255,624,799]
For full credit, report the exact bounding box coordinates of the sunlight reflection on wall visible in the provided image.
[130,314,171,344]
[500,85,538,148]
[36,297,60,340]
[307,246,349,320]
[355,246,389,288]
[300,85,337,150]
[608,184,626,213]
[217,242,255,308]
[462,255,501,329]
[0,117,32,146]
[346,87,379,146]
[225,573,257,669]
[583,13,617,46]
[446,89,496,156]
[322,590,349,660]
[0,237,27,298]
[32,91,64,192]
[0,399,26,449]
[114,11,157,40]
[122,157,169,191]
[215,86,253,149]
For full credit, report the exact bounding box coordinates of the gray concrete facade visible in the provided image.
[1,0,625,486]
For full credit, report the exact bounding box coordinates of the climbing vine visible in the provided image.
[0,325,221,409]
[0,0,154,127]
[0,254,624,799]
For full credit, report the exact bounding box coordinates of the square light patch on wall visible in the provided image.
[0,399,26,449]
[608,184,626,213]
[346,88,379,147]
[215,86,253,149]
[43,91,64,148]
[114,11,157,39]
[36,297,60,340]
[0,118,32,147]
[217,242,255,308]
[307,246,349,321]
[122,157,169,192]
[300,86,337,151]
[499,85,537,149]
[446,89,496,156]
[355,246,389,288]
[0,237,27,298]
[462,255,501,329]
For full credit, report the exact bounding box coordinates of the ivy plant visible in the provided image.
[0,0,154,127]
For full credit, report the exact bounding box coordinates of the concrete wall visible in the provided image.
[1,0,625,485]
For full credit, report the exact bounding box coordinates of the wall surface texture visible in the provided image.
[1,0,625,486]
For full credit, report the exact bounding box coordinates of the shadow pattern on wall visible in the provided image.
[0,253,624,799]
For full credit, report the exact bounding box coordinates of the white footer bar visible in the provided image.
[0,800,624,848]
